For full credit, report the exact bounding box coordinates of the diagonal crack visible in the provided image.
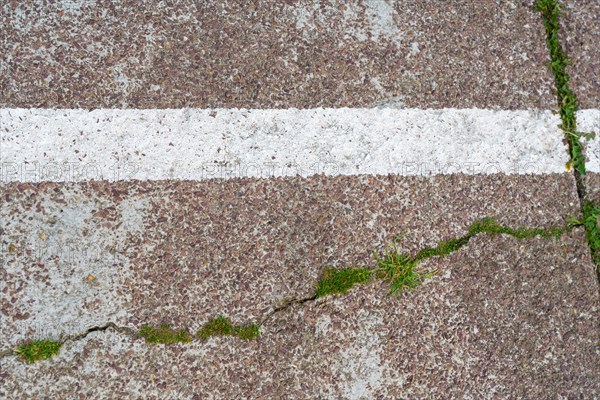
[0,218,571,363]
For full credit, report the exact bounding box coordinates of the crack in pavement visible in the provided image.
[0,219,570,363]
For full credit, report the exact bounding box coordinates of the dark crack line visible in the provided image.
[258,294,318,327]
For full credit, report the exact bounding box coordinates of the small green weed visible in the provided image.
[375,247,434,296]
[315,267,372,297]
[16,340,62,363]
[582,201,600,267]
[138,324,192,344]
[198,316,260,340]
[235,324,260,340]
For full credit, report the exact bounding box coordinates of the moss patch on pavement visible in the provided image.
[197,316,260,340]
[138,324,192,344]
[16,340,62,363]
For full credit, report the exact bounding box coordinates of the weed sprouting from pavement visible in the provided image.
[16,340,62,363]
[197,316,260,340]
[315,267,373,297]
[572,202,600,269]
[537,0,600,275]
[138,324,192,344]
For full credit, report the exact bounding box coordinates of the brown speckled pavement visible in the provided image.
[1,1,600,399]
[1,0,557,109]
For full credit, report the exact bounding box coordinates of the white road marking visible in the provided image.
[0,108,571,182]
[577,109,600,173]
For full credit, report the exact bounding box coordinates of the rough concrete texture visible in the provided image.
[0,231,597,399]
[0,174,582,344]
[1,0,555,109]
[561,0,600,108]
[1,174,599,398]
[584,173,600,204]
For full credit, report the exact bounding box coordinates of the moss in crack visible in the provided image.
[198,316,234,339]
[235,324,260,340]
[573,201,600,268]
[198,316,260,340]
[582,201,600,266]
[16,340,62,363]
[315,267,372,298]
[536,0,587,176]
[138,324,192,344]
[466,217,564,240]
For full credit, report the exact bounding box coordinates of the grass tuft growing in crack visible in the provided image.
[375,247,433,296]
[575,201,600,268]
[138,324,192,344]
[315,267,372,297]
[197,316,260,340]
[536,0,587,176]
[16,340,62,363]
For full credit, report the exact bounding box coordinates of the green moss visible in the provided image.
[235,324,260,340]
[198,316,260,340]
[467,217,564,240]
[536,0,586,175]
[138,324,192,344]
[197,316,235,339]
[582,201,600,267]
[16,340,62,363]
[383,219,563,296]
[315,267,372,298]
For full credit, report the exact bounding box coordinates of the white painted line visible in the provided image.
[0,108,569,182]
[577,110,600,173]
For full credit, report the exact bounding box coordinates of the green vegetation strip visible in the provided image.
[139,324,192,344]
[536,0,600,274]
[197,316,260,341]
[16,340,62,364]
[137,317,260,345]
[581,201,600,267]
[536,0,586,175]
